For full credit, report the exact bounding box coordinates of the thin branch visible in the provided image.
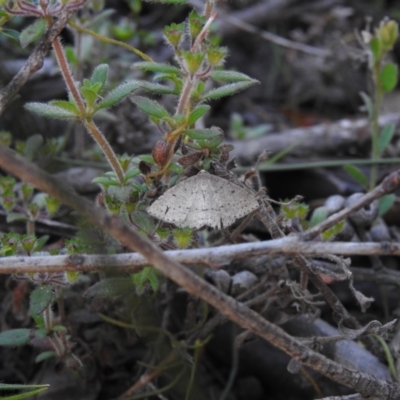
[230,113,400,165]
[0,145,399,398]
[1,240,400,275]
[301,169,400,241]
[0,11,70,116]
[317,395,366,400]
[223,14,329,57]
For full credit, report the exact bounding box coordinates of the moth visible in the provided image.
[147,171,259,229]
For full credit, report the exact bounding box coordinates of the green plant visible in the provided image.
[229,112,272,140]
[345,18,398,215]
[0,0,258,394]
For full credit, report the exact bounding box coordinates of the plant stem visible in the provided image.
[52,36,86,114]
[51,23,124,183]
[370,61,383,190]
[68,20,153,62]
[83,119,125,183]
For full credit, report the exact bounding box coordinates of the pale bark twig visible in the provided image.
[231,113,400,165]
[1,239,400,275]
[301,169,400,241]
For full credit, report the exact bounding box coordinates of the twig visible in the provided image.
[230,113,400,165]
[223,14,329,57]
[301,169,400,241]
[0,146,399,398]
[317,395,367,400]
[2,240,400,275]
[0,11,71,116]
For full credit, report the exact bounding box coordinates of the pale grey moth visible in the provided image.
[147,170,259,229]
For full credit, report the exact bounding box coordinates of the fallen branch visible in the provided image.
[231,113,400,165]
[0,240,400,275]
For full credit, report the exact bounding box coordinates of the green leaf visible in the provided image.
[81,87,98,108]
[33,235,49,252]
[124,168,141,180]
[378,123,395,154]
[210,70,255,82]
[370,37,381,62]
[19,19,46,48]
[35,351,56,363]
[322,221,345,241]
[97,80,140,110]
[205,134,224,148]
[6,212,27,223]
[92,176,120,187]
[24,134,43,161]
[65,46,78,65]
[131,266,160,291]
[131,96,170,119]
[49,100,79,114]
[138,155,155,164]
[359,91,373,119]
[0,387,48,400]
[380,63,398,92]
[188,105,210,125]
[202,81,258,100]
[309,207,329,227]
[0,383,49,391]
[87,9,115,27]
[168,163,184,174]
[30,286,54,315]
[135,81,177,95]
[378,194,395,216]
[184,127,222,140]
[84,277,133,298]
[0,383,49,400]
[90,64,109,89]
[0,329,31,347]
[343,164,369,189]
[134,61,181,75]
[25,102,78,120]
[2,29,20,41]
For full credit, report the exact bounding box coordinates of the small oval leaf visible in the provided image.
[202,81,258,101]
[343,164,368,189]
[97,80,141,110]
[380,63,398,92]
[378,123,395,154]
[131,96,170,119]
[20,19,46,48]
[188,105,210,125]
[378,194,395,216]
[134,61,181,75]
[0,328,32,347]
[90,64,109,89]
[309,207,329,227]
[83,277,133,299]
[25,102,78,119]
[30,286,54,315]
[359,91,373,118]
[184,127,222,140]
[210,70,255,82]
